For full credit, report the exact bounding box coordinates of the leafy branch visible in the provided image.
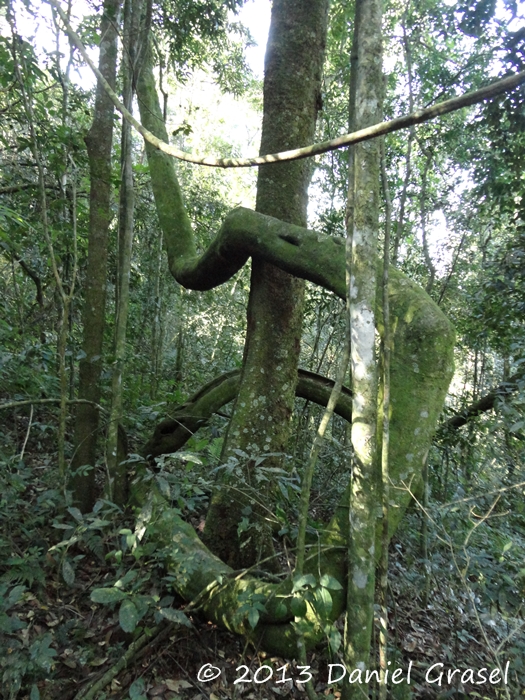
[48,0,525,169]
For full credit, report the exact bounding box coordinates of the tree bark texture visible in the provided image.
[203,0,329,568]
[378,140,393,697]
[106,0,142,506]
[135,32,454,656]
[142,369,353,460]
[70,0,120,511]
[343,0,384,689]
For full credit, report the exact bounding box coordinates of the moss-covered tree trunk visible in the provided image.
[134,7,454,657]
[343,0,383,693]
[203,0,329,569]
[71,0,120,512]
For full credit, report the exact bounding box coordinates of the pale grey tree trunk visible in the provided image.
[343,0,383,693]
[378,140,393,699]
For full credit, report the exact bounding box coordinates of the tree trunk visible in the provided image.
[203,0,329,569]
[391,14,416,266]
[343,0,383,692]
[9,10,78,482]
[150,230,164,400]
[378,139,392,697]
[106,0,142,506]
[71,0,120,511]
[420,149,436,293]
[134,15,454,655]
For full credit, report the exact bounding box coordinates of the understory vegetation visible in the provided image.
[1,0,525,698]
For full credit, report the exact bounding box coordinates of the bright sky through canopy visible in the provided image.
[237,0,271,78]
[9,0,271,86]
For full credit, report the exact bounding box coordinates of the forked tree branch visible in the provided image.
[49,0,525,169]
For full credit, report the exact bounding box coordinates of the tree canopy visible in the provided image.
[1,0,525,698]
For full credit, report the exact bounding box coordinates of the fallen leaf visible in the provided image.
[403,638,417,652]
[149,684,167,696]
[165,680,193,692]
[89,657,108,667]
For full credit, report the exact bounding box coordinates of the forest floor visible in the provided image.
[3,540,518,700]
[1,410,523,700]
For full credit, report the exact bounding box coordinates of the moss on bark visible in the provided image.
[71,0,120,511]
[203,0,329,568]
[135,34,455,657]
[142,369,353,460]
[134,490,347,657]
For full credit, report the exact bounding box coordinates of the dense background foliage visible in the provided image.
[1,0,524,697]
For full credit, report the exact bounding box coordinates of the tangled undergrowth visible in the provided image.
[1,407,524,700]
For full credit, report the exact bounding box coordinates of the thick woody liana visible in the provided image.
[127,50,455,657]
[48,0,456,658]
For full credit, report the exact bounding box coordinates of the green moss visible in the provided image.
[132,238,454,654]
[379,268,455,536]
[130,227,454,654]
[134,41,455,657]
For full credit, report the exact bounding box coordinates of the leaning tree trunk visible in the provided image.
[202,0,329,569]
[70,0,120,512]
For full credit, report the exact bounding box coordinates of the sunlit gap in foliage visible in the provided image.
[9,0,96,88]
[237,0,271,79]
